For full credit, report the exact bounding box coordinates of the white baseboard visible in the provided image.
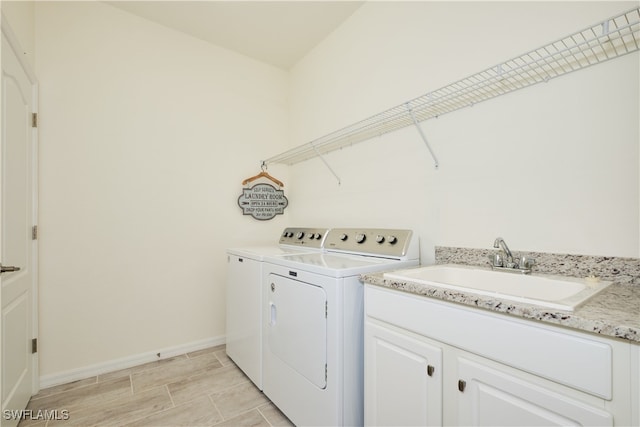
[39,335,226,390]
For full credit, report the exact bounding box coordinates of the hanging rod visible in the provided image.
[264,7,640,167]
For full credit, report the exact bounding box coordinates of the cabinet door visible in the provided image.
[456,357,613,426]
[365,321,442,426]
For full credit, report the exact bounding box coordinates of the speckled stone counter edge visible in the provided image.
[435,246,640,285]
[361,247,640,343]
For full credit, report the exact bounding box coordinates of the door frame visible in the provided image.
[1,13,39,395]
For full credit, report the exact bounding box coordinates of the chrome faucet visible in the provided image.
[489,237,535,274]
[493,237,514,267]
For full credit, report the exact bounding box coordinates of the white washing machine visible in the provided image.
[261,228,419,426]
[226,227,328,390]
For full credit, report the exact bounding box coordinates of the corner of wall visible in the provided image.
[1,0,35,71]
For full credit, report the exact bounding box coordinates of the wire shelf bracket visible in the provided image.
[312,145,341,185]
[263,7,640,171]
[406,103,439,169]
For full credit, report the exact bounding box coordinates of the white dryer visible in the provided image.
[226,227,328,390]
[261,228,419,426]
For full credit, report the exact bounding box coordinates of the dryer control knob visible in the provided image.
[339,233,348,241]
[315,233,323,240]
[387,235,398,245]
[355,233,366,244]
[296,232,305,239]
[376,235,385,244]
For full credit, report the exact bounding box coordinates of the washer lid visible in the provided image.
[265,252,417,277]
[227,246,320,261]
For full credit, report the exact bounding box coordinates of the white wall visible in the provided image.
[35,1,290,377]
[0,0,35,70]
[288,1,640,262]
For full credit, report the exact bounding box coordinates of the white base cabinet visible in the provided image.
[364,284,637,426]
[365,322,442,426]
[456,356,612,426]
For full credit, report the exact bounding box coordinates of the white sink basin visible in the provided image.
[384,264,612,311]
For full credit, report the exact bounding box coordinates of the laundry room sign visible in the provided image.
[238,183,288,220]
[239,164,288,220]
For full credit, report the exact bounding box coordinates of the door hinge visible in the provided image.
[32,225,38,240]
[31,112,38,128]
[325,364,327,382]
[325,301,328,318]
[32,338,38,354]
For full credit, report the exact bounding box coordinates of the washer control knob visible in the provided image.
[387,235,398,245]
[296,232,305,240]
[355,233,366,244]
[375,235,385,244]
[315,233,323,240]
[339,233,348,241]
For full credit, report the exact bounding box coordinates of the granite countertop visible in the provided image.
[361,270,640,344]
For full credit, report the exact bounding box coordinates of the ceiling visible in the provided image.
[106,1,364,70]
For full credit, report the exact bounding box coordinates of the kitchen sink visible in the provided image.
[383,264,612,311]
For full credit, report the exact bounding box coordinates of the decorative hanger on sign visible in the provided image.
[242,161,284,188]
[238,161,288,221]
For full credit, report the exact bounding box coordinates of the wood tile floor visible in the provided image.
[18,345,294,427]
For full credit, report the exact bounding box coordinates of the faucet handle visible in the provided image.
[519,256,535,270]
[488,253,503,267]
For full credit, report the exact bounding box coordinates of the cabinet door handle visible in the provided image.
[458,380,466,392]
[427,365,434,377]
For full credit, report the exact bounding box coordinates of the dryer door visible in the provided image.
[267,273,327,389]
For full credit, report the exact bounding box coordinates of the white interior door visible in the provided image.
[1,24,38,427]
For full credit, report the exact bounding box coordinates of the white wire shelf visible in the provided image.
[264,7,640,167]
